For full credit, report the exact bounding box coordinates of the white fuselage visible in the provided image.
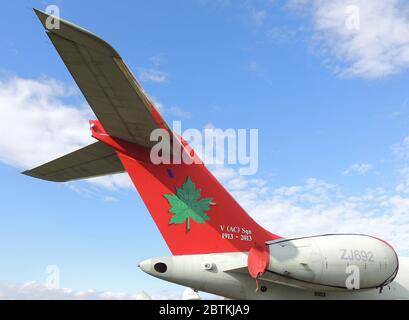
[139,234,409,300]
[140,253,409,300]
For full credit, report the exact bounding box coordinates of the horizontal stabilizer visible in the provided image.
[28,9,282,255]
[34,9,169,147]
[23,141,124,182]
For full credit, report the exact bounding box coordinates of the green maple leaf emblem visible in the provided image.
[164,176,213,232]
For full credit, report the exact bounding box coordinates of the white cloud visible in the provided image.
[139,68,168,83]
[392,137,409,194]
[139,56,168,83]
[147,96,191,121]
[289,0,409,78]
[396,167,409,194]
[342,163,373,176]
[2,76,409,256]
[247,61,259,73]
[168,106,192,119]
[212,162,409,255]
[393,136,409,161]
[0,75,132,191]
[0,281,180,300]
[0,75,189,193]
[86,174,133,191]
[0,76,93,168]
[0,281,220,300]
[146,95,166,118]
[251,8,267,26]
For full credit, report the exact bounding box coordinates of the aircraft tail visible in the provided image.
[26,8,281,256]
[23,141,124,182]
[24,120,280,255]
[91,121,280,255]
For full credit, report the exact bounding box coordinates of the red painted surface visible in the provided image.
[248,244,270,279]
[90,120,152,163]
[91,120,281,255]
[148,100,168,131]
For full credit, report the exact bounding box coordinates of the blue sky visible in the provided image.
[1,0,409,298]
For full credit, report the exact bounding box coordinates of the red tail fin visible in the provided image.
[31,8,280,255]
[91,120,280,255]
